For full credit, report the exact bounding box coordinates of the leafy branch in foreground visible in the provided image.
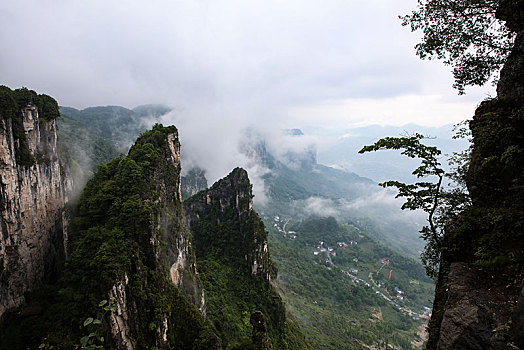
[400,0,515,94]
[359,133,471,278]
[39,299,117,350]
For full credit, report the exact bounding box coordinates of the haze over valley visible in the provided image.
[2,0,523,349]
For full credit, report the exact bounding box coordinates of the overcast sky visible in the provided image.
[2,0,495,131]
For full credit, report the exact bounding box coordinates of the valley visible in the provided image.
[261,212,433,349]
[60,104,438,349]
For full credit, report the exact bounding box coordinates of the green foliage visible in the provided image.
[13,87,60,120]
[0,85,19,121]
[56,115,120,178]
[439,98,524,264]
[1,124,219,349]
[37,299,115,350]
[266,216,432,349]
[197,258,287,349]
[400,0,515,93]
[359,133,470,278]
[185,174,296,349]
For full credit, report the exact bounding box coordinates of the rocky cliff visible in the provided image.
[183,168,290,349]
[184,167,272,281]
[68,124,212,349]
[427,1,524,348]
[0,124,218,349]
[0,87,71,321]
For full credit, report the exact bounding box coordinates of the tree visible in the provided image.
[359,134,470,278]
[400,0,515,94]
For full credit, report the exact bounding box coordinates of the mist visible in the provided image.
[3,1,493,131]
[4,0,481,250]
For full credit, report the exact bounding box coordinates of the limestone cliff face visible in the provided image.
[427,1,524,348]
[0,124,213,349]
[103,126,206,348]
[0,103,72,320]
[436,263,524,349]
[153,130,205,312]
[182,168,288,349]
[184,167,272,281]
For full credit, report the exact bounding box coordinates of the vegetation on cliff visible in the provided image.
[1,124,219,349]
[359,133,471,278]
[184,168,306,349]
[400,0,516,93]
[394,0,524,347]
[0,86,60,167]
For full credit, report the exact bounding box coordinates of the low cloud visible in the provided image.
[303,197,339,217]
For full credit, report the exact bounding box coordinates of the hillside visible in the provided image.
[1,117,301,348]
[263,214,433,349]
[245,130,426,258]
[184,168,309,349]
[60,104,170,152]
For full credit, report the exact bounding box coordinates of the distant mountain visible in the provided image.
[60,104,171,151]
[316,124,470,184]
[181,130,434,349]
[57,115,120,189]
[181,167,208,200]
[238,129,426,257]
[132,104,172,117]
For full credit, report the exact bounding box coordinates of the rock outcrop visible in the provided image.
[93,125,207,348]
[427,1,524,348]
[437,263,523,349]
[0,89,71,321]
[184,167,272,281]
[183,168,291,348]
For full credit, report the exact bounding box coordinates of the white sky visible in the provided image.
[1,0,494,130]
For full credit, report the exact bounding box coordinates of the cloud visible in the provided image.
[303,197,339,217]
[2,0,493,194]
[284,94,482,128]
[1,1,492,117]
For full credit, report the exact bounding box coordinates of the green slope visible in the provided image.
[265,215,434,349]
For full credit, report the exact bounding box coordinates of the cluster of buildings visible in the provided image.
[273,216,297,239]
[313,241,340,258]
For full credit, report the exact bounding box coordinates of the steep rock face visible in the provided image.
[428,2,524,349]
[0,124,217,349]
[85,125,207,348]
[150,131,205,313]
[184,167,272,281]
[0,100,71,320]
[437,263,523,349]
[183,168,291,349]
